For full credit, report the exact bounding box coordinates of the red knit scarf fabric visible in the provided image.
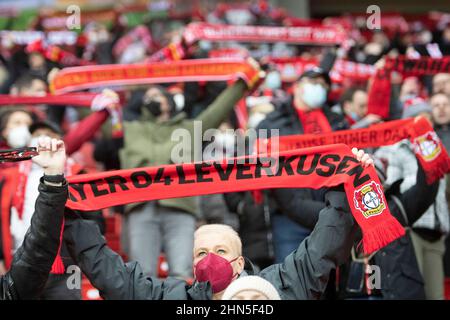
[296,108,333,134]
[65,144,405,254]
[262,117,450,184]
[49,59,261,94]
[367,56,450,119]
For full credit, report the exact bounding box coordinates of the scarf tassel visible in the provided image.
[361,215,406,254]
[50,217,65,274]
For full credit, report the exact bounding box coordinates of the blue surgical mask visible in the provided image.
[301,83,327,109]
[264,71,281,90]
[350,111,361,122]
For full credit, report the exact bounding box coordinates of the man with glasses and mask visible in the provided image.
[257,67,348,263]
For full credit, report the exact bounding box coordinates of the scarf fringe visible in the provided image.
[424,157,450,185]
[362,215,406,254]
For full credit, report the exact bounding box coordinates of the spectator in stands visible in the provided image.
[5,120,104,300]
[0,137,67,299]
[340,87,382,128]
[431,93,450,150]
[257,67,348,263]
[0,108,34,150]
[432,73,450,96]
[379,98,449,299]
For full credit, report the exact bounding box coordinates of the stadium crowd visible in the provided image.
[0,0,449,300]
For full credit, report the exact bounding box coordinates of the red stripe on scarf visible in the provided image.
[262,117,450,184]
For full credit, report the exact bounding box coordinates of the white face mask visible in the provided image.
[7,125,31,148]
[301,83,327,109]
[264,71,281,90]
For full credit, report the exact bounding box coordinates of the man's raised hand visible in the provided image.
[32,137,66,176]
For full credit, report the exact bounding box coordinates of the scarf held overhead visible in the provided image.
[261,117,450,184]
[183,22,347,46]
[49,59,261,94]
[66,144,404,254]
[367,56,450,119]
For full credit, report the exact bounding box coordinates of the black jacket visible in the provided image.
[63,190,356,300]
[223,192,274,269]
[0,178,67,300]
[257,97,349,218]
[274,162,439,299]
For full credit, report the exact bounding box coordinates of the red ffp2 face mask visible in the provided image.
[194,253,239,293]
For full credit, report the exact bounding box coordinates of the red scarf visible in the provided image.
[262,117,450,184]
[183,22,347,46]
[66,144,405,254]
[0,93,97,107]
[296,108,333,134]
[49,59,261,94]
[367,56,450,119]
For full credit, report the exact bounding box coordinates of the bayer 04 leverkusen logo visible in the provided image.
[353,181,386,219]
[413,131,442,162]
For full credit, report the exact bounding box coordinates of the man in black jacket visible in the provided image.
[61,149,374,300]
[257,68,349,263]
[0,137,68,299]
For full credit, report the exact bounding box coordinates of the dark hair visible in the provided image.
[0,108,35,137]
[340,87,366,110]
[143,84,177,114]
[13,73,47,93]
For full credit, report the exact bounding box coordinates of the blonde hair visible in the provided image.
[195,224,242,256]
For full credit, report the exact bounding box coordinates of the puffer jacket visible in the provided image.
[0,178,67,300]
[63,190,356,300]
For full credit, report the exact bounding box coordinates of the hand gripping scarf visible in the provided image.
[65,144,405,255]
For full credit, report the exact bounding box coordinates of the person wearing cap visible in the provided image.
[222,276,281,300]
[256,67,348,263]
[377,99,449,299]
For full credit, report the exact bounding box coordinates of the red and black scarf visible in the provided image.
[261,117,450,184]
[367,56,450,119]
[65,144,405,255]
